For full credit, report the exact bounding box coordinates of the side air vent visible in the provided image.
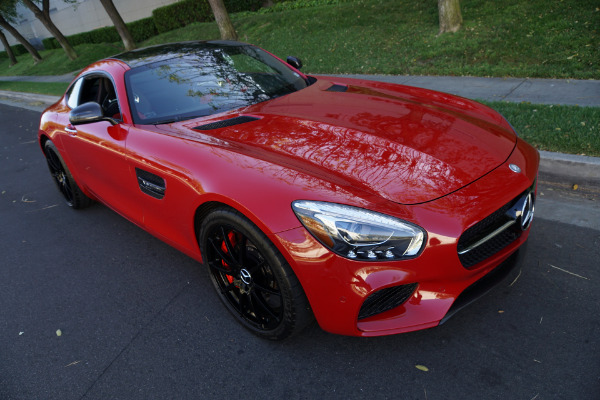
[325,84,348,92]
[193,116,260,131]
[136,168,166,199]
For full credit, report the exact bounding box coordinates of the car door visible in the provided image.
[58,73,143,223]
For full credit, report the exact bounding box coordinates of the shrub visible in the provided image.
[151,0,263,34]
[227,0,263,13]
[10,44,27,56]
[127,16,159,42]
[152,0,213,34]
[42,17,159,50]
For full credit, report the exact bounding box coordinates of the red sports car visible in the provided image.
[38,41,538,339]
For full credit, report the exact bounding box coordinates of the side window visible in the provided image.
[66,78,83,109]
[79,76,121,120]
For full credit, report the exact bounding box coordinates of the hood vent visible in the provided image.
[325,84,348,92]
[194,116,260,131]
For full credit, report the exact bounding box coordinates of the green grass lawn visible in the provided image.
[0,80,68,96]
[0,0,597,156]
[0,43,121,77]
[484,102,600,157]
[0,0,597,79]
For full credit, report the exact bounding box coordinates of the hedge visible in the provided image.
[151,0,263,34]
[0,43,27,59]
[42,16,158,49]
[151,0,214,34]
[40,0,267,50]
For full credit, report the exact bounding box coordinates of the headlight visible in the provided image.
[292,201,425,261]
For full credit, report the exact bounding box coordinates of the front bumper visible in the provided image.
[272,139,538,337]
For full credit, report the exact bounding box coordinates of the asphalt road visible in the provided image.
[1,103,599,399]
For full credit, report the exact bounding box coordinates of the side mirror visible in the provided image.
[70,102,118,126]
[286,56,303,70]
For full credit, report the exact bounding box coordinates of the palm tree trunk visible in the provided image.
[99,0,136,50]
[438,0,463,34]
[0,30,18,66]
[21,0,77,60]
[207,0,238,41]
[0,15,42,63]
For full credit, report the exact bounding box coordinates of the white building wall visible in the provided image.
[2,0,180,50]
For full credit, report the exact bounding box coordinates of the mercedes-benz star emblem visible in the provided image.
[240,269,252,285]
[519,192,534,231]
[509,164,521,173]
[505,191,535,231]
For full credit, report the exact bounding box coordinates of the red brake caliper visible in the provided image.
[221,231,237,284]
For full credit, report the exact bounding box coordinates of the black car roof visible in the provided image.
[108,40,249,68]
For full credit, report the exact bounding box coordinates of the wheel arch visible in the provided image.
[191,197,300,266]
[38,132,51,152]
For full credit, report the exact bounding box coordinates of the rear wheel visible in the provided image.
[43,140,93,209]
[199,208,312,340]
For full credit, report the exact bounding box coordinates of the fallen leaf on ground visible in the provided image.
[415,365,429,372]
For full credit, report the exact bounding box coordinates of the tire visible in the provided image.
[199,208,313,340]
[43,140,93,209]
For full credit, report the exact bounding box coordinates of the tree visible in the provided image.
[98,0,135,51]
[207,0,238,41]
[0,28,18,65]
[0,14,42,62]
[438,0,462,34]
[20,0,77,60]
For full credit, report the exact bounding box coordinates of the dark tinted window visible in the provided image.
[124,45,307,125]
[78,76,121,119]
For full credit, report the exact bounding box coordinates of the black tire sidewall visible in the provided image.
[199,208,306,340]
[44,140,93,209]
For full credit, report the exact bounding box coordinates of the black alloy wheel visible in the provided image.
[43,140,93,209]
[200,208,312,340]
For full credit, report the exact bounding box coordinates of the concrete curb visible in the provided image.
[0,90,60,105]
[539,150,600,183]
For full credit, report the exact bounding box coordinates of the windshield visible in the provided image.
[124,45,308,124]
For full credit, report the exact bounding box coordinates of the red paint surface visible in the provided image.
[39,50,539,337]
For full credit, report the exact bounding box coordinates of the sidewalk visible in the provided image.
[1,73,599,184]
[325,75,600,107]
[1,73,600,106]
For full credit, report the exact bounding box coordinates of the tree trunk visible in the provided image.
[21,0,77,60]
[438,0,463,34]
[0,30,18,66]
[0,15,42,63]
[99,0,135,51]
[207,0,238,41]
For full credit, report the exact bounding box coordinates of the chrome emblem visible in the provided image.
[505,191,535,231]
[240,269,252,285]
[509,164,521,173]
[519,192,535,230]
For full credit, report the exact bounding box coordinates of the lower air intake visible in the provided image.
[358,283,418,320]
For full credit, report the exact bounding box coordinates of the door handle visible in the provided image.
[65,125,77,134]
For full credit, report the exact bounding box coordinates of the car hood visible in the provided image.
[176,77,516,205]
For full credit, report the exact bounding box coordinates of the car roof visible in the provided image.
[108,40,250,68]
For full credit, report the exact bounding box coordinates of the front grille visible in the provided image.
[457,189,530,269]
[458,228,521,269]
[358,283,418,320]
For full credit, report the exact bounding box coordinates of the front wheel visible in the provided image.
[199,208,313,340]
[43,140,93,209]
